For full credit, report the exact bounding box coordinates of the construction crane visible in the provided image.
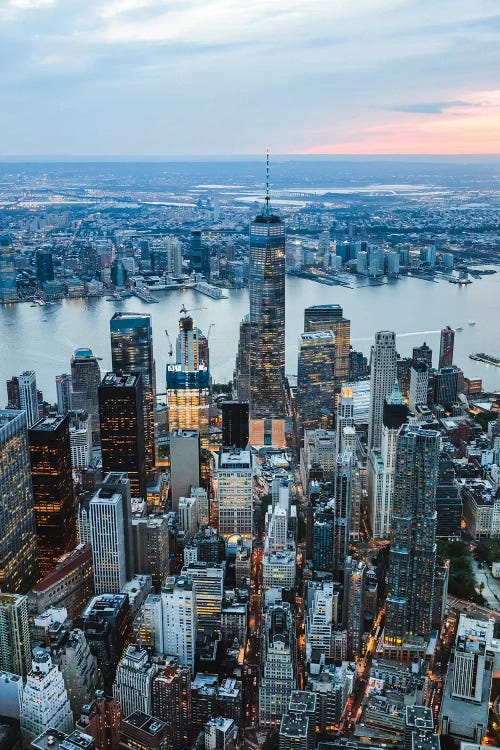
[207,323,215,340]
[164,329,173,357]
[179,304,207,316]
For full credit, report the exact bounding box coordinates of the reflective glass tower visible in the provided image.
[249,166,286,420]
[297,331,336,430]
[110,313,156,480]
[304,304,351,390]
[71,348,101,444]
[0,410,38,592]
[0,234,17,303]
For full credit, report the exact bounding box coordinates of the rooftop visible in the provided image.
[100,371,141,388]
[30,414,67,431]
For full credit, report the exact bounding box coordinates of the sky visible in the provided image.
[1,0,500,156]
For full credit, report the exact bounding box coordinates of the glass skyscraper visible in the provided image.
[71,348,101,444]
[385,424,439,652]
[304,304,351,390]
[297,331,336,430]
[0,410,38,593]
[110,313,156,480]
[249,196,286,419]
[0,235,17,303]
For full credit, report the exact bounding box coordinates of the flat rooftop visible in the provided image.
[30,414,67,431]
[101,371,141,388]
[219,447,252,469]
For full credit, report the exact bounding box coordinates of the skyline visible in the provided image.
[1,0,500,156]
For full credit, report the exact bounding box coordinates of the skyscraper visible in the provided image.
[90,488,127,594]
[259,602,296,729]
[385,425,439,654]
[169,429,200,511]
[439,326,455,369]
[304,304,351,390]
[333,451,352,579]
[297,331,336,430]
[412,341,433,368]
[98,371,147,499]
[217,448,253,544]
[233,315,251,401]
[19,370,39,427]
[249,179,286,419]
[56,374,72,414]
[0,234,17,303]
[29,414,77,579]
[71,348,101,444]
[6,376,20,409]
[368,331,397,451]
[110,312,156,480]
[161,576,197,673]
[113,646,156,717]
[409,361,429,411]
[221,401,249,449]
[433,365,460,409]
[0,593,31,677]
[335,386,355,458]
[152,666,191,750]
[190,229,209,275]
[0,410,38,593]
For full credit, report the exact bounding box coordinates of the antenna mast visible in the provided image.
[265,149,271,215]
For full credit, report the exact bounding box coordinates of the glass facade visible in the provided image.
[297,331,336,429]
[110,313,156,480]
[304,304,351,389]
[0,235,17,303]
[249,210,286,419]
[0,410,38,592]
[71,348,101,444]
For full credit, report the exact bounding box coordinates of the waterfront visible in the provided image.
[1,271,500,402]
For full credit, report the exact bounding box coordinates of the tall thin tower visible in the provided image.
[249,153,286,419]
[368,331,397,451]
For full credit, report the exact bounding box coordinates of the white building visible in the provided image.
[367,331,397,451]
[263,550,296,590]
[161,575,197,673]
[205,717,237,750]
[20,648,73,748]
[113,645,156,717]
[266,506,288,551]
[305,582,336,662]
[336,388,354,458]
[452,615,494,703]
[19,370,38,427]
[217,448,253,543]
[69,413,92,469]
[89,490,126,594]
[409,363,429,412]
[259,602,296,729]
[178,495,198,536]
[191,485,209,526]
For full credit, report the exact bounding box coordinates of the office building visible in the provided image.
[55,628,99,719]
[131,515,170,591]
[433,366,460,409]
[56,374,72,414]
[68,410,92,469]
[248,190,286,420]
[110,313,156,480]
[345,558,365,658]
[368,331,397,451]
[439,326,455,369]
[0,410,38,592]
[36,249,54,283]
[369,384,408,540]
[170,429,200,510]
[233,316,251,402]
[259,602,296,729]
[221,401,249,449]
[0,234,17,303]
[29,414,77,579]
[99,371,147,498]
[304,304,351,389]
[385,425,440,655]
[190,229,209,275]
[181,561,224,631]
[178,495,199,536]
[217,448,253,543]
[19,370,39,427]
[71,349,101,444]
[409,362,429,411]
[90,489,127,594]
[120,712,168,750]
[263,550,296,590]
[0,593,31,678]
[75,692,121,750]
[312,507,335,573]
[335,386,355,458]
[412,342,433,368]
[28,544,93,620]
[31,730,95,750]
[161,576,197,672]
[436,455,462,538]
[452,615,494,702]
[297,331,336,429]
[205,718,237,750]
[151,665,191,750]
[113,646,156,717]
[305,581,336,662]
[333,452,352,578]
[20,648,73,748]
[6,375,20,409]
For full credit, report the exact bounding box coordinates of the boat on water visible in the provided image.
[469,320,476,326]
[456,326,463,332]
[469,352,500,367]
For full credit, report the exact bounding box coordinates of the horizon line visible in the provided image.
[1,153,500,163]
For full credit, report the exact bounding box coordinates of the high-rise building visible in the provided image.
[248,190,286,419]
[151,665,191,750]
[412,342,433,368]
[36,249,54,283]
[160,576,197,673]
[436,455,462,539]
[29,414,77,579]
[6,375,20,409]
[119,712,168,750]
[304,304,351,389]
[205,718,237,750]
[221,401,249,449]
[0,410,38,593]
[89,487,127,594]
[0,234,17,303]
[433,366,460,409]
[167,313,210,441]
[110,312,156,481]
[55,628,99,719]
[68,409,92,469]
[71,348,101,444]
[19,370,39,427]
[181,561,224,632]
[131,515,170,591]
[385,425,439,654]
[409,362,429,411]
[345,558,366,657]
[20,648,73,748]
[259,602,296,729]
[190,229,209,275]
[56,374,72,414]
[113,645,156,717]
[28,543,93,620]
[368,331,397,451]
[0,593,31,678]
[169,429,200,511]
[333,452,353,579]
[217,448,253,543]
[98,371,147,499]
[452,615,494,702]
[75,692,122,750]
[233,316,251,402]
[439,326,455,369]
[335,386,355,458]
[297,331,336,430]
[368,383,408,540]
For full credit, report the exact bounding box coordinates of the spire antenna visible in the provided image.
[265,149,271,215]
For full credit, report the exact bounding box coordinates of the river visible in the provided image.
[1,272,499,403]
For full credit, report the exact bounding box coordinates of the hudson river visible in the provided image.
[1,272,500,403]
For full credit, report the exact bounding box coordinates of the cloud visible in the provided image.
[389,101,476,114]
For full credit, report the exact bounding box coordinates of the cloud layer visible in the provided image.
[1,0,500,155]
